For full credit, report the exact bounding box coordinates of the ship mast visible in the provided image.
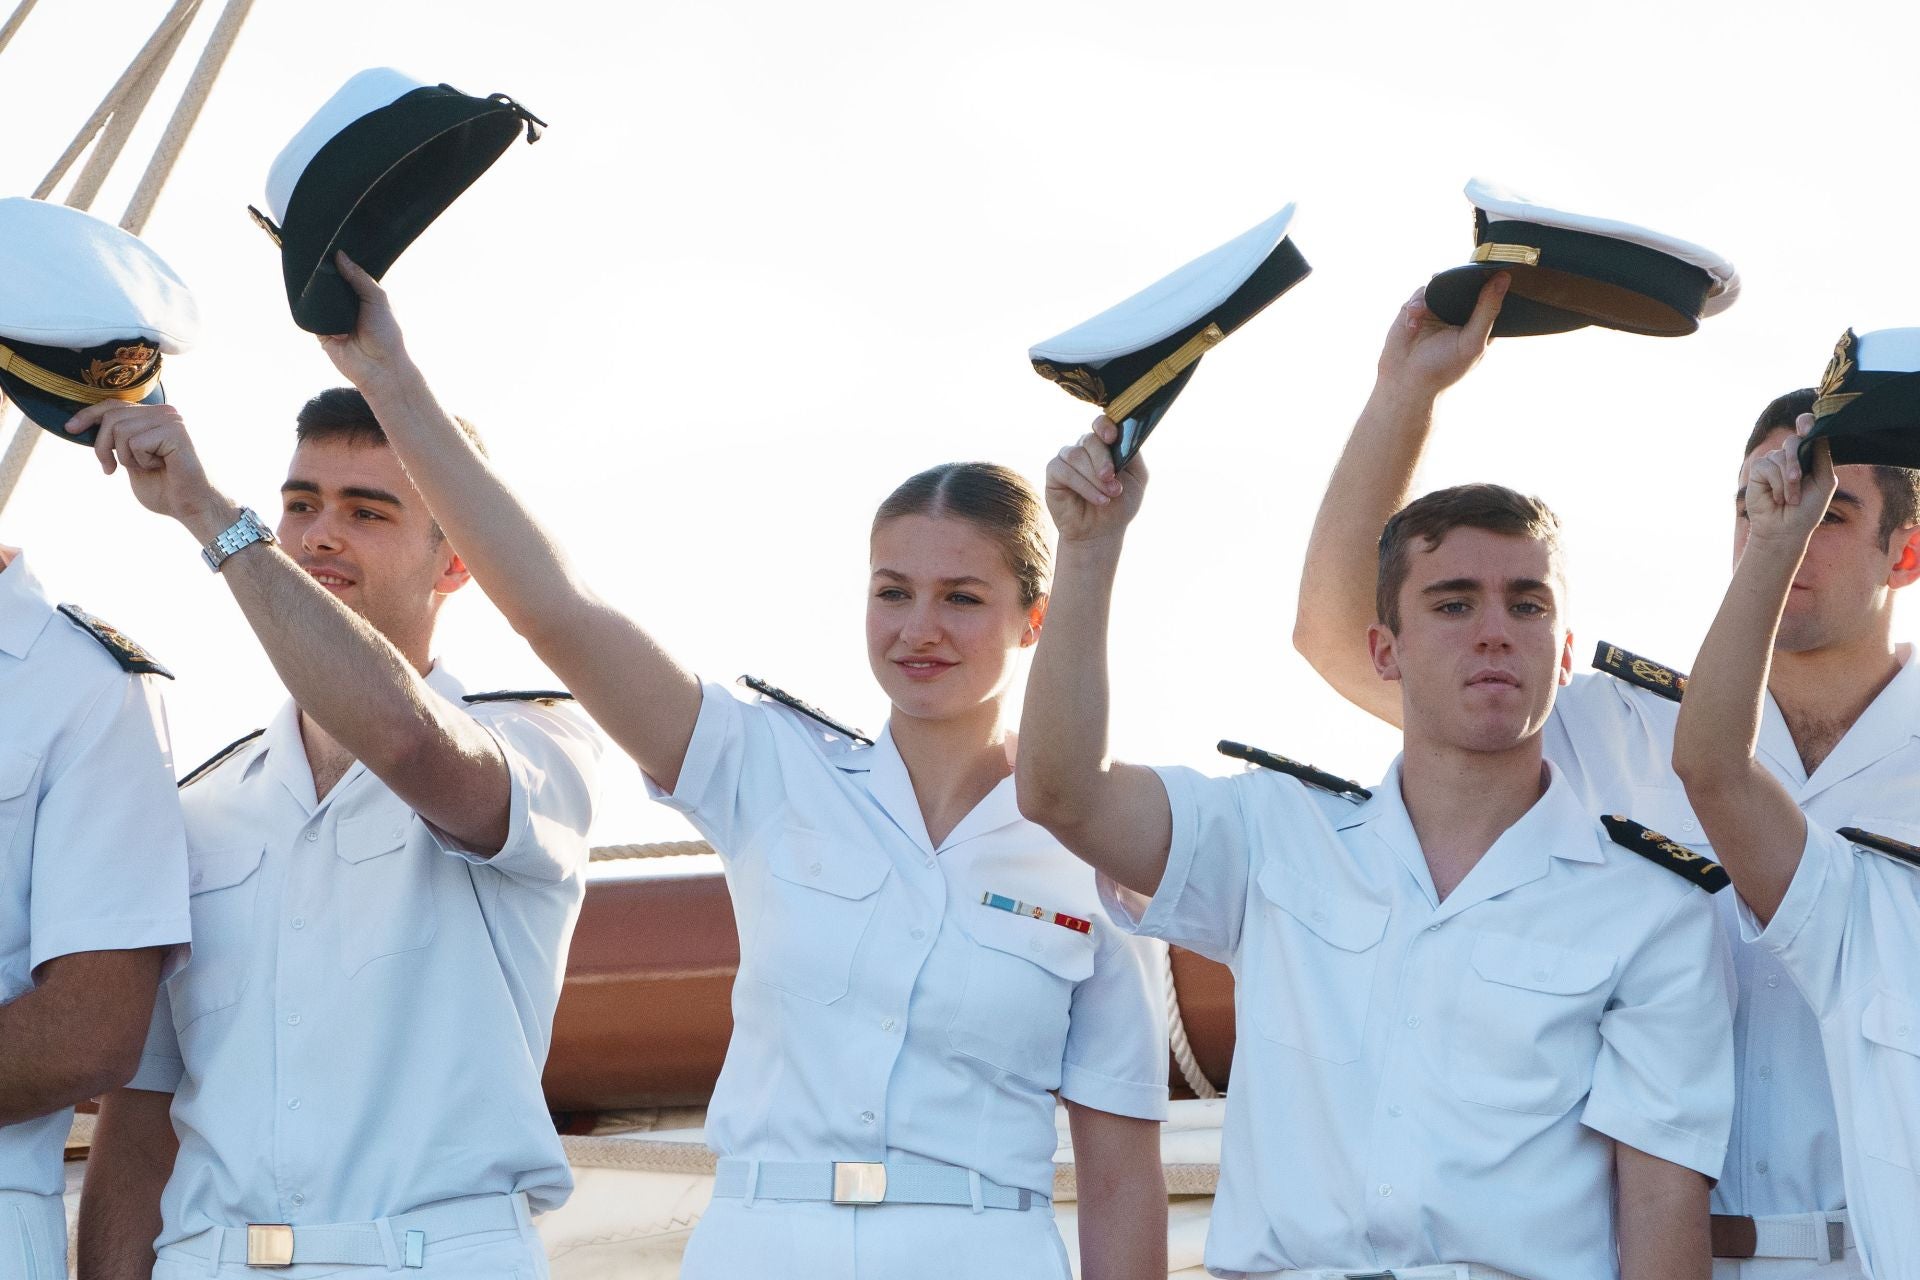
[0,0,255,519]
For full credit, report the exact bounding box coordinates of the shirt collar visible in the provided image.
[857,721,1025,856]
[1758,643,1920,798]
[1337,755,1602,916]
[248,658,464,809]
[0,547,59,661]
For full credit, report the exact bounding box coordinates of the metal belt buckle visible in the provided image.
[245,1223,295,1267]
[1828,1219,1847,1261]
[1344,1273,1397,1280]
[831,1161,888,1205]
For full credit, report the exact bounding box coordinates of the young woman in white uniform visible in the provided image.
[315,256,1172,1280]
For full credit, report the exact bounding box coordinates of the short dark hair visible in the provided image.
[1376,483,1563,631]
[1742,387,1919,547]
[295,386,386,448]
[872,462,1051,608]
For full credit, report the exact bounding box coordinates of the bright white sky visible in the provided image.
[2,1,1915,858]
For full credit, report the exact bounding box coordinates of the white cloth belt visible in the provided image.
[1267,1267,1531,1280]
[167,1192,523,1269]
[1745,1211,1852,1262]
[711,1158,1040,1211]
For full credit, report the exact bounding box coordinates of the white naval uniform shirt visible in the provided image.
[128,664,600,1249]
[0,552,191,1198]
[1549,648,1920,1237]
[647,681,1169,1203]
[1744,828,1920,1279]
[1102,757,1735,1280]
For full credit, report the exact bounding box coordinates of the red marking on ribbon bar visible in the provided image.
[1052,912,1092,933]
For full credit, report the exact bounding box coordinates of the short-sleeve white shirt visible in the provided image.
[0,551,190,1198]
[1746,828,1920,1280]
[1550,647,1920,1224]
[1102,757,1734,1280]
[647,681,1168,1198]
[130,664,600,1245]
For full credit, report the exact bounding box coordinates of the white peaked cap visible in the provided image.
[1853,328,1920,372]
[1030,204,1298,364]
[0,197,200,352]
[265,68,432,226]
[1465,178,1739,316]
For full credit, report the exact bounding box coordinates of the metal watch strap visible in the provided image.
[201,507,275,572]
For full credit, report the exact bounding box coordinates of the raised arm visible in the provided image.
[67,401,513,851]
[318,255,702,790]
[1672,424,1835,923]
[1015,418,1173,897]
[1291,276,1507,725]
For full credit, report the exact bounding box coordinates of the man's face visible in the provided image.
[276,436,467,658]
[1369,527,1572,754]
[1734,427,1918,653]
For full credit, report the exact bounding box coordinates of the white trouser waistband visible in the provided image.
[1267,1267,1530,1280]
[712,1158,1041,1211]
[166,1192,524,1269]
[1720,1211,1853,1261]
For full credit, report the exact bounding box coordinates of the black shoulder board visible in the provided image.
[179,728,265,789]
[1602,814,1729,891]
[462,689,575,705]
[1592,641,1687,702]
[739,674,873,746]
[1217,739,1371,803]
[57,604,172,679]
[1839,826,1920,871]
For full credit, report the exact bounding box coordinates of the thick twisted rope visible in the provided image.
[1164,943,1221,1100]
[590,839,714,862]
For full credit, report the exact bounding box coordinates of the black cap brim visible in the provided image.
[0,370,165,446]
[1426,262,1702,338]
[278,88,531,334]
[1802,372,1920,470]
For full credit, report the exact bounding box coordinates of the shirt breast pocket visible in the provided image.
[1449,932,1616,1115]
[746,827,889,1005]
[948,905,1096,1084]
[1859,989,1920,1173]
[171,842,266,1030]
[0,747,39,857]
[1249,866,1390,1065]
[333,807,438,977]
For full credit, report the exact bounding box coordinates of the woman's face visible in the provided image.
[867,512,1040,725]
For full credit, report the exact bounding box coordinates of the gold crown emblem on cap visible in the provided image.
[80,344,158,391]
[1814,329,1861,419]
[1034,363,1108,406]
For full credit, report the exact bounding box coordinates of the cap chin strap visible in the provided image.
[0,341,161,405]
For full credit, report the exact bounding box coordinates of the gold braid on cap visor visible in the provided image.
[0,340,161,405]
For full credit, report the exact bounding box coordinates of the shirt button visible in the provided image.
[1426,924,1440,933]
[1387,1105,1404,1118]
[910,928,926,941]
[291,917,305,930]
[858,1110,876,1126]
[1404,1015,1421,1030]
[305,831,319,842]
[1756,1160,1770,1174]
[880,1017,897,1032]
[1758,1066,1773,1081]
[923,856,935,868]
[1532,968,1550,982]
[1378,1183,1394,1198]
[191,872,204,888]
[287,1098,301,1111]
[1311,909,1328,924]
[286,1015,301,1026]
[807,861,823,877]
[1766,975,1780,989]
[290,1193,305,1206]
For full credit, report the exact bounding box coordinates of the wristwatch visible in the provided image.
[201,507,277,572]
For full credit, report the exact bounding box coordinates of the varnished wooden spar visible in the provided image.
[543,870,1236,1113]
